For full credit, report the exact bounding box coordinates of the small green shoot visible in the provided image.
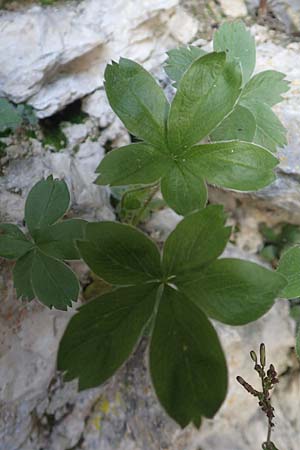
[0,177,86,309]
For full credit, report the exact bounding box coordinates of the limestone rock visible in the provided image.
[219,0,248,17]
[82,90,116,129]
[0,0,198,118]
[0,136,114,224]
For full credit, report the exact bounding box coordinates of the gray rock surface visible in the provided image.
[0,133,114,225]
[0,0,198,117]
[219,0,248,17]
[1,2,300,450]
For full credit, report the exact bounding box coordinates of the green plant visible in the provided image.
[277,245,300,356]
[110,184,165,225]
[57,204,285,426]
[256,223,300,357]
[0,177,287,425]
[0,21,294,430]
[237,343,279,450]
[0,98,37,133]
[41,123,67,151]
[96,21,288,216]
[0,177,86,309]
[165,22,288,152]
[259,222,300,264]
[0,0,62,7]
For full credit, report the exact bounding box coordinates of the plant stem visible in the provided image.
[259,361,272,449]
[259,0,268,16]
[267,422,272,444]
[131,184,160,226]
[120,181,158,211]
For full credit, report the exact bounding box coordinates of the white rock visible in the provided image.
[82,89,130,145]
[219,0,248,17]
[82,90,115,128]
[168,7,198,43]
[62,122,92,147]
[146,208,182,241]
[0,138,114,224]
[0,0,197,118]
[0,307,71,403]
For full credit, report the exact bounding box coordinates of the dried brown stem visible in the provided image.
[258,0,268,17]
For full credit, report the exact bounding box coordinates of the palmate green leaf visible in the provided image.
[77,221,161,285]
[58,284,158,389]
[100,45,282,216]
[163,25,288,154]
[150,285,227,427]
[1,177,84,310]
[25,176,70,236]
[104,58,169,148]
[178,259,286,325]
[167,52,242,152]
[95,143,171,186]
[0,224,34,259]
[164,46,206,86]
[57,206,287,428]
[160,166,207,216]
[162,205,231,276]
[184,141,278,191]
[213,21,256,86]
[210,105,256,142]
[240,70,289,107]
[277,246,300,298]
[34,219,87,260]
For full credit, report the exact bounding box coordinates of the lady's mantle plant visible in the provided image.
[96,21,288,216]
[0,177,86,309]
[57,204,286,427]
[0,180,287,426]
[0,21,294,428]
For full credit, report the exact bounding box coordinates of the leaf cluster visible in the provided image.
[0,176,86,309]
[166,22,288,152]
[96,21,288,216]
[0,21,294,431]
[58,205,286,427]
